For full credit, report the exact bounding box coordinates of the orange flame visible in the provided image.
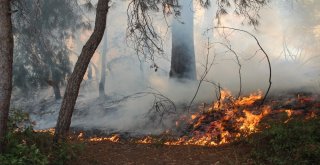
[137,136,153,144]
[34,128,55,135]
[162,90,270,146]
[237,107,271,133]
[235,91,263,106]
[89,134,120,142]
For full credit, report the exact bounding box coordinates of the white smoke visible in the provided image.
[13,0,320,134]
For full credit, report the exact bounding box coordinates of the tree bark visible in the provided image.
[54,0,109,142]
[169,0,196,80]
[0,0,13,152]
[99,35,107,97]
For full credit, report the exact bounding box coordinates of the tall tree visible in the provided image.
[170,0,196,80]
[54,0,177,142]
[54,0,110,142]
[169,0,270,80]
[127,0,268,80]
[0,0,13,152]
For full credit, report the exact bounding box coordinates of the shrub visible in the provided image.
[248,117,320,165]
[0,108,83,165]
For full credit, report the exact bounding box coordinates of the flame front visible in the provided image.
[32,90,318,147]
[164,90,270,146]
[89,134,120,142]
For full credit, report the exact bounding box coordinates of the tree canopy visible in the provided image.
[127,0,269,64]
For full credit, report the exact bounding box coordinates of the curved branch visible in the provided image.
[214,26,272,105]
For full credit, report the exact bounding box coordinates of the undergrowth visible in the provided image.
[0,108,84,165]
[248,116,320,165]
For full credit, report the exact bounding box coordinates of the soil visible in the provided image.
[70,141,252,165]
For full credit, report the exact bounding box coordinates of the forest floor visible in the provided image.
[70,141,250,165]
[11,89,319,165]
[68,90,320,165]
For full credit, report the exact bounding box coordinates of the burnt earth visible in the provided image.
[70,141,251,165]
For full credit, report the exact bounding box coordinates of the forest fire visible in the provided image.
[122,90,318,146]
[163,90,271,146]
[33,91,319,147]
[81,90,275,146]
[88,134,121,143]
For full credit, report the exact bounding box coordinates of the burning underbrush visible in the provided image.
[14,90,320,165]
[163,90,271,146]
[64,90,320,147]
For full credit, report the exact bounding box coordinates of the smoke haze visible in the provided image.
[13,0,320,134]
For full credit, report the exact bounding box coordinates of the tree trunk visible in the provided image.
[87,64,93,80]
[0,0,13,152]
[47,67,62,100]
[169,0,196,80]
[99,34,107,97]
[54,0,109,142]
[47,80,62,100]
[52,83,62,100]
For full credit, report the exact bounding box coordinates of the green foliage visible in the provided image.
[0,109,84,165]
[50,142,84,165]
[7,108,34,131]
[0,126,50,165]
[0,143,48,165]
[248,118,320,165]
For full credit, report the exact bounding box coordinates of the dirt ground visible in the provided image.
[70,141,252,165]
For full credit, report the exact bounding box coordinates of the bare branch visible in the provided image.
[187,30,216,112]
[214,26,272,105]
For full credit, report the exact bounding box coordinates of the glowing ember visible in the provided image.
[306,111,317,120]
[191,114,197,120]
[285,109,293,118]
[77,132,84,139]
